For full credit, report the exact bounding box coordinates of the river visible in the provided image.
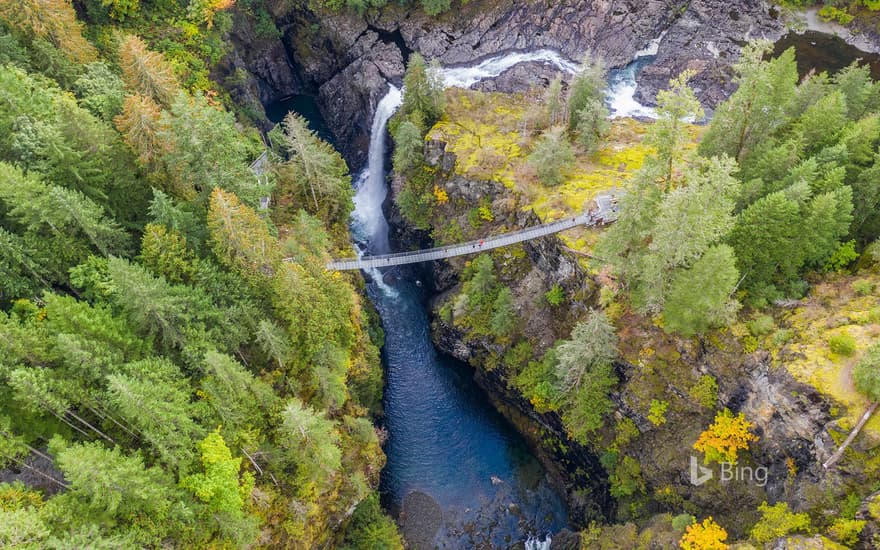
[341,50,658,548]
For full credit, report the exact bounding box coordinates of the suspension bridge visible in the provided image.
[326,194,620,271]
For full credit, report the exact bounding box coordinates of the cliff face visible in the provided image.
[221,0,783,166]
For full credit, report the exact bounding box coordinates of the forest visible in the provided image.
[0,0,404,548]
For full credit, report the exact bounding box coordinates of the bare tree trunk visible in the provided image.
[824,402,878,470]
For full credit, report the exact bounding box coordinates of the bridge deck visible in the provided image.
[327,205,617,271]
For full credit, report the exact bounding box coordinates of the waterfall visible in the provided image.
[349,86,402,296]
[350,45,657,250]
[352,85,403,255]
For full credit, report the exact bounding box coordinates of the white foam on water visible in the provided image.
[634,30,668,58]
[525,535,552,550]
[352,85,403,250]
[440,49,580,88]
[607,61,657,119]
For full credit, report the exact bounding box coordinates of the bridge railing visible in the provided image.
[325,192,621,270]
[326,213,605,270]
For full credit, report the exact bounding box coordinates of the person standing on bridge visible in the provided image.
[479,239,484,247]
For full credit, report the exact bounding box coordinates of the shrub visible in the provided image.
[828,332,857,357]
[853,342,880,401]
[672,514,696,532]
[827,518,865,547]
[852,279,875,296]
[689,375,718,409]
[503,340,533,373]
[772,329,794,346]
[648,399,669,426]
[341,493,404,549]
[747,315,775,337]
[818,6,854,25]
[609,455,645,498]
[693,409,757,464]
[680,517,728,550]
[527,126,574,186]
[612,417,640,449]
[825,240,859,272]
[750,501,811,544]
[545,284,565,307]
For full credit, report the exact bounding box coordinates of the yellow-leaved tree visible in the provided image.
[680,517,729,550]
[693,408,758,464]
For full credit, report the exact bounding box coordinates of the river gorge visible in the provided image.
[250,4,880,548]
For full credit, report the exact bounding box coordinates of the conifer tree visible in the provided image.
[118,35,179,106]
[0,0,97,63]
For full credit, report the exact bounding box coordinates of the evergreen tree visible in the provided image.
[106,358,204,469]
[528,126,574,186]
[140,223,195,285]
[159,93,263,206]
[72,62,126,121]
[391,119,424,174]
[274,113,353,226]
[200,350,276,446]
[833,62,880,120]
[567,56,606,134]
[105,257,215,351]
[663,244,741,337]
[544,75,565,127]
[555,309,618,392]
[276,398,342,489]
[118,34,178,106]
[399,53,445,127]
[699,42,798,163]
[562,363,617,443]
[796,90,848,154]
[646,70,704,186]
[595,164,664,282]
[574,99,609,153]
[48,437,180,524]
[0,162,131,263]
[633,156,740,312]
[802,185,853,268]
[489,287,517,337]
[0,0,98,63]
[114,94,169,175]
[728,189,803,302]
[207,188,281,280]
